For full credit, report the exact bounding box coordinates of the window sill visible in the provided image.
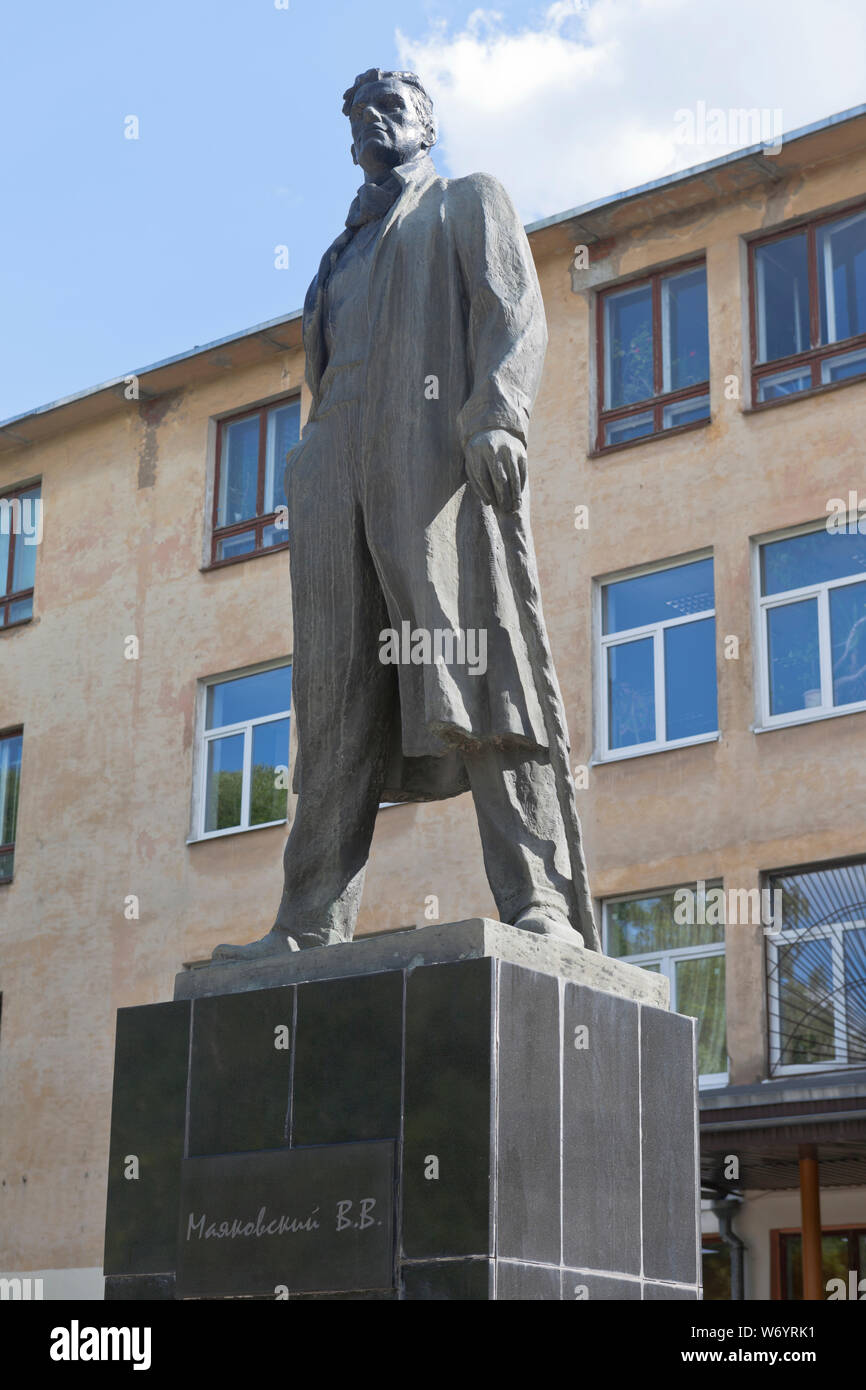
[0,617,33,636]
[753,702,866,734]
[768,1061,866,1078]
[201,543,289,574]
[589,414,711,459]
[592,732,720,765]
[187,819,287,845]
[746,369,866,414]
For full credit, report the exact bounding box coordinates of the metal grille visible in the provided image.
[766,861,866,1076]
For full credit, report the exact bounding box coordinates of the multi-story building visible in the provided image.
[2,104,866,1301]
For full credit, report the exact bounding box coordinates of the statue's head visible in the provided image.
[342,68,437,178]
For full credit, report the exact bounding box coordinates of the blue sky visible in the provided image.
[2,0,864,420]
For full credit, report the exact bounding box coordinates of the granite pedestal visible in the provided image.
[103,920,701,1300]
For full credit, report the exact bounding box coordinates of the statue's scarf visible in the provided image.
[345,173,402,230]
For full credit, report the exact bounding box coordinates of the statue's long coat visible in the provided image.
[289,153,559,804]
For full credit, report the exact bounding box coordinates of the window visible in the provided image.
[197,664,291,838]
[211,398,300,565]
[701,1237,732,1301]
[774,1226,866,1300]
[750,204,866,404]
[598,555,718,758]
[0,482,41,628]
[596,261,710,449]
[767,859,866,1074]
[756,524,866,726]
[604,883,727,1085]
[0,729,23,882]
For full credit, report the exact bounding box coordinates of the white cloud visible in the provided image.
[397,0,866,220]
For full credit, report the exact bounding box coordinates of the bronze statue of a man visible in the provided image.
[215,68,599,960]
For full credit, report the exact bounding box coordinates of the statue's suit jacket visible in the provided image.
[288,153,559,804]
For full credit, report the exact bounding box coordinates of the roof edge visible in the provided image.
[525,101,866,236]
[0,307,303,437]
[4,102,865,439]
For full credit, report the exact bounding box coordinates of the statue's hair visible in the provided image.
[342,68,436,141]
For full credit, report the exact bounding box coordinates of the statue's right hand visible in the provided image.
[464,428,527,512]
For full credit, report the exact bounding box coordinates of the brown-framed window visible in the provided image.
[0,727,23,883]
[749,202,866,406]
[0,481,41,628]
[595,259,710,451]
[210,397,300,566]
[771,1224,866,1300]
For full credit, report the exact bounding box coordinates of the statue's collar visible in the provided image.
[389,150,437,187]
[345,153,437,232]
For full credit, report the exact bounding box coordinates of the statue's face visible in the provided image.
[348,78,431,176]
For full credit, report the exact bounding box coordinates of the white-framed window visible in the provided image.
[0,727,23,882]
[596,553,718,760]
[604,883,728,1087]
[754,521,866,728]
[767,860,866,1076]
[193,660,292,840]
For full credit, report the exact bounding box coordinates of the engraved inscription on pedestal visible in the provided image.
[176,1142,395,1298]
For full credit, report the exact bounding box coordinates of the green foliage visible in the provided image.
[250,762,287,826]
[208,764,288,832]
[0,763,19,845]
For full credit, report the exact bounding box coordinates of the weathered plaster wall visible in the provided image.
[1,145,865,1276]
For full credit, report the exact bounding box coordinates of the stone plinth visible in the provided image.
[103,921,701,1300]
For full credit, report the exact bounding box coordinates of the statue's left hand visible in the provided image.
[464,428,526,512]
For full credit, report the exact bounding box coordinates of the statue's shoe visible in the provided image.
[211,929,300,962]
[512,910,583,947]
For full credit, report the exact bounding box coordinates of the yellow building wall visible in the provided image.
[1,143,865,1283]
